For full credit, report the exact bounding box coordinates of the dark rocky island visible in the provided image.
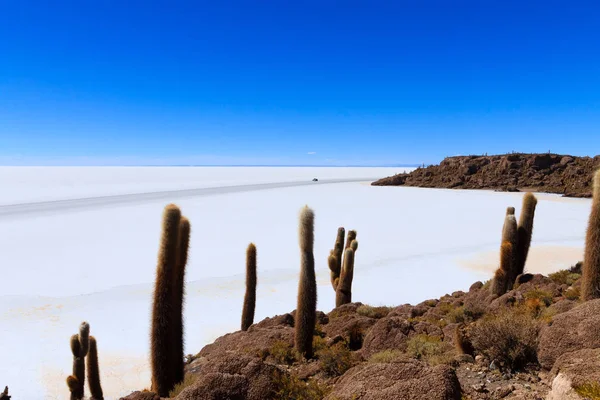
[372,153,600,198]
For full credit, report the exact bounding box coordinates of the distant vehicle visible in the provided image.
[312,178,318,181]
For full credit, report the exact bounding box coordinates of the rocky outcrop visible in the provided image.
[547,349,600,400]
[372,153,600,197]
[325,360,462,400]
[538,299,600,369]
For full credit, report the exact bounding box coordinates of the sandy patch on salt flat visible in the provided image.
[458,245,583,276]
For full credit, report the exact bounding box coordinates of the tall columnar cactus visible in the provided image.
[172,216,190,386]
[515,193,537,277]
[329,227,345,290]
[295,206,317,359]
[241,243,257,331]
[151,204,181,397]
[491,242,513,296]
[336,244,356,307]
[582,170,600,300]
[87,336,104,400]
[501,213,518,290]
[67,334,85,400]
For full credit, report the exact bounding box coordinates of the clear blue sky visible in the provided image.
[1,1,599,166]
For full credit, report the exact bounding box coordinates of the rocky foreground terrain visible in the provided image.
[123,263,600,400]
[372,153,600,198]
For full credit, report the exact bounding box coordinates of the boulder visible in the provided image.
[119,391,160,400]
[361,316,413,357]
[176,372,248,400]
[184,354,281,400]
[550,348,600,388]
[538,299,600,369]
[324,360,462,400]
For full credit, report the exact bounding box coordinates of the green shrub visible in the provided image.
[574,382,600,400]
[356,305,392,319]
[268,341,296,365]
[471,308,540,370]
[524,289,553,306]
[549,269,581,286]
[446,306,466,324]
[368,349,407,363]
[274,373,330,400]
[317,343,355,377]
[406,334,455,365]
[564,286,581,300]
[312,335,328,354]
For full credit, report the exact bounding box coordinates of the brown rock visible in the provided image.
[119,391,160,400]
[550,348,600,386]
[538,299,600,369]
[197,325,294,361]
[361,316,413,357]
[183,354,281,400]
[175,372,248,400]
[324,360,462,400]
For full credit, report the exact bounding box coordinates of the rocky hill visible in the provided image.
[372,153,600,197]
[122,262,600,400]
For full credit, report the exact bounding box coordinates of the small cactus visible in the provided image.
[501,213,518,290]
[506,207,515,216]
[491,242,513,296]
[329,228,345,290]
[515,193,537,277]
[241,243,257,331]
[582,169,600,300]
[345,230,357,250]
[295,206,317,359]
[151,204,181,397]
[87,336,104,400]
[454,324,474,356]
[336,245,356,307]
[328,251,340,290]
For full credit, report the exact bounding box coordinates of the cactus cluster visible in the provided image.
[491,194,538,296]
[66,322,103,400]
[328,228,358,307]
[582,169,600,300]
[151,204,191,397]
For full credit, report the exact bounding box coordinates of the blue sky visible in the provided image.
[1,1,599,166]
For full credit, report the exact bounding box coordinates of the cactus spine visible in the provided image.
[295,206,317,359]
[172,216,190,386]
[241,243,257,331]
[336,244,356,307]
[515,193,537,277]
[582,170,600,300]
[329,227,345,290]
[151,204,181,397]
[87,336,104,400]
